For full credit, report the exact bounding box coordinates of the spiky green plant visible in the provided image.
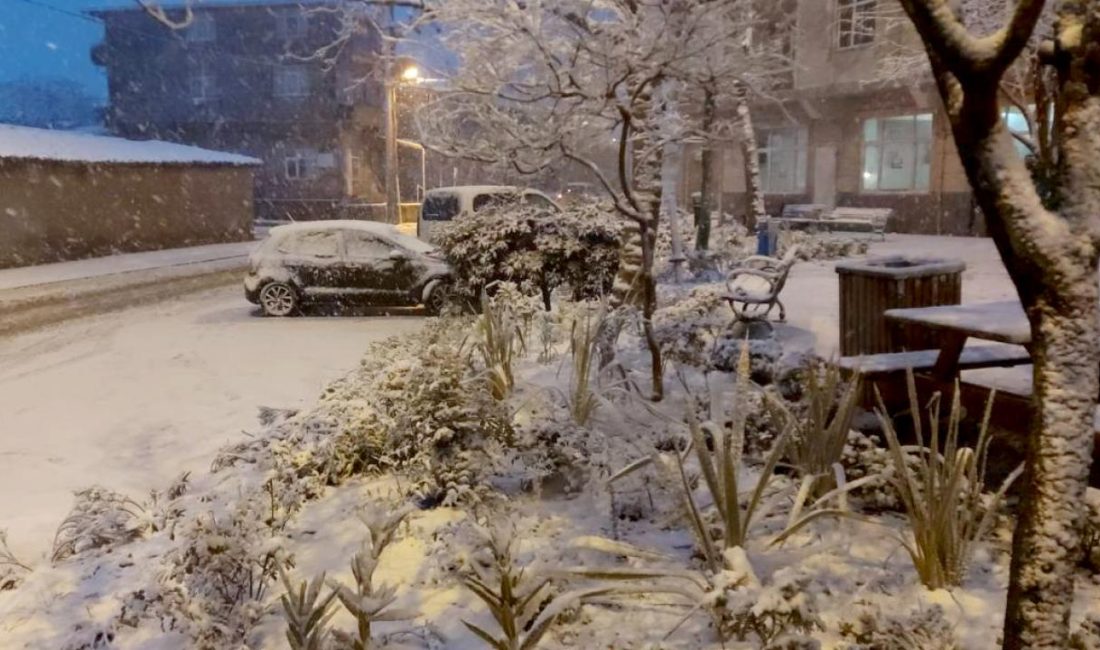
[875,372,1023,589]
[476,291,526,400]
[773,361,862,495]
[462,526,609,650]
[279,569,338,650]
[564,307,603,426]
[326,507,416,650]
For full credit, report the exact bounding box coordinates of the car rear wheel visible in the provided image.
[259,282,299,317]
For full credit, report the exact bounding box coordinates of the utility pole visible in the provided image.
[384,71,400,224]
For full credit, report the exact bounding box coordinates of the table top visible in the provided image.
[884,300,1030,346]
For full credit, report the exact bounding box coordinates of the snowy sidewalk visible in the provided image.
[0,240,259,336]
[0,240,256,292]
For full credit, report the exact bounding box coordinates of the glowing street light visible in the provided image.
[400,65,421,84]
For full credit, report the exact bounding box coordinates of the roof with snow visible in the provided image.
[0,124,261,167]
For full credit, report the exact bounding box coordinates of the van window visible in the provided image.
[472,192,518,212]
[522,193,558,211]
[422,194,460,222]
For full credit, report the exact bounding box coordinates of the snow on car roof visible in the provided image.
[270,220,403,237]
[89,0,332,12]
[0,124,261,166]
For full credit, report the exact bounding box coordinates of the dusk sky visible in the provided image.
[0,0,138,101]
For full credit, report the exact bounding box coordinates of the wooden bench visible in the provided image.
[773,205,891,239]
[839,345,1031,377]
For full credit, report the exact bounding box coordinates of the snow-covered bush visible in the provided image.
[373,340,514,506]
[652,284,729,369]
[51,487,150,562]
[1071,613,1100,650]
[724,569,824,646]
[1080,488,1100,574]
[435,201,622,308]
[0,530,28,592]
[839,602,957,650]
[777,231,869,262]
[839,429,901,512]
[155,496,287,647]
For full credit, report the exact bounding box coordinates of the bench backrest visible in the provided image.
[780,203,828,219]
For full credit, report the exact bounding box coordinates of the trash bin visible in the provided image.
[835,256,965,356]
[756,219,779,256]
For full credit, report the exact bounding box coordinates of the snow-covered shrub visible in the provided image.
[513,406,593,498]
[373,340,514,506]
[711,329,783,384]
[1080,488,1100,574]
[839,602,957,649]
[724,569,824,646]
[1071,613,1100,650]
[156,496,287,647]
[652,284,729,369]
[839,430,900,512]
[435,201,622,308]
[777,231,869,261]
[0,529,28,591]
[51,487,150,563]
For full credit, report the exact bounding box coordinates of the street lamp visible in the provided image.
[384,62,423,225]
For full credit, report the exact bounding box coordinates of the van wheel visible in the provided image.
[260,282,299,317]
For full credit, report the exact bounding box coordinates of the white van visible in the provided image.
[418,185,560,242]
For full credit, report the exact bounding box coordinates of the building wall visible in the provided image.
[94,5,385,217]
[0,160,253,268]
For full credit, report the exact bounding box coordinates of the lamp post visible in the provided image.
[384,64,421,224]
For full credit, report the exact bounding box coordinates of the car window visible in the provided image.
[422,194,460,222]
[472,192,519,212]
[523,192,558,211]
[344,232,392,260]
[281,230,339,257]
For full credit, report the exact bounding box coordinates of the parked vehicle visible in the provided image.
[418,185,560,242]
[244,220,452,316]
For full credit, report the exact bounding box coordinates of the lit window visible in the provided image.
[862,113,933,192]
[756,127,808,194]
[186,13,216,43]
[837,0,876,49]
[189,62,216,103]
[276,11,309,40]
[285,152,314,180]
[274,66,309,98]
[1001,107,1034,158]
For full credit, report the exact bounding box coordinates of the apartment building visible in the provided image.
[91,0,426,221]
[691,0,988,235]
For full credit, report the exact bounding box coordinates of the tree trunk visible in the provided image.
[735,82,766,230]
[661,142,686,282]
[1004,288,1100,648]
[697,83,717,251]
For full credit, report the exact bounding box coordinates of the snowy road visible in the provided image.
[0,285,422,559]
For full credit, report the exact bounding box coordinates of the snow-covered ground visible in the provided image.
[0,285,422,560]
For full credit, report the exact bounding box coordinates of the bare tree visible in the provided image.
[896,1,1100,647]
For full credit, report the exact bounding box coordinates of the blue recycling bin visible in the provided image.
[756,220,777,256]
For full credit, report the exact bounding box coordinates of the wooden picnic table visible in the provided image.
[883,300,1031,380]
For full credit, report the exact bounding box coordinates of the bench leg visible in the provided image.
[931,334,968,382]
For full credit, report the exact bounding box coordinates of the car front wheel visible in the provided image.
[259,282,299,317]
[423,281,452,316]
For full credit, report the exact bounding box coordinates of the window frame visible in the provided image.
[836,0,877,50]
[273,65,310,98]
[275,10,309,40]
[756,126,808,195]
[188,61,216,104]
[186,13,217,44]
[284,152,315,181]
[860,113,934,193]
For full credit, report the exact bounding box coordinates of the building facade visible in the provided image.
[688,0,986,235]
[91,1,425,222]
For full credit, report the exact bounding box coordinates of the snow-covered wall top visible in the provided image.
[0,124,261,167]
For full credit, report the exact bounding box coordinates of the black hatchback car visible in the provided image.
[244,221,452,316]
